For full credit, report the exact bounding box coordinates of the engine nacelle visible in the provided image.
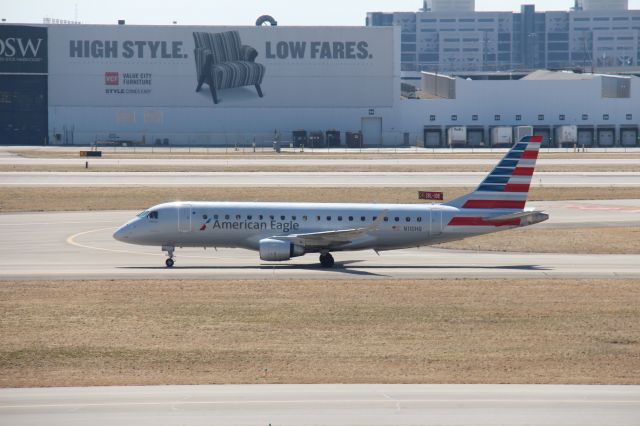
[259,238,305,261]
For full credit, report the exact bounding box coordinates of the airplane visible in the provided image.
[113,136,549,268]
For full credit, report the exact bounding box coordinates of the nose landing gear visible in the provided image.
[162,245,175,268]
[319,252,335,268]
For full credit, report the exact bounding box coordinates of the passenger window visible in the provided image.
[202,214,208,220]
[384,217,389,222]
[406,217,411,222]
[149,211,159,220]
[327,216,332,221]
[292,215,297,221]
[361,216,366,221]
[259,215,263,220]
[303,215,308,221]
[225,214,230,220]
[247,215,252,220]
[338,216,343,221]
[373,216,377,221]
[394,217,400,222]
[280,215,286,220]
[236,214,241,220]
[349,216,354,221]
[214,214,219,220]
[417,217,422,222]
[316,215,321,221]
[269,215,274,220]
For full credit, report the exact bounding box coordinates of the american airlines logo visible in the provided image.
[105,72,119,85]
[0,37,43,57]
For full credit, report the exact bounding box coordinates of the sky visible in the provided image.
[2,0,640,26]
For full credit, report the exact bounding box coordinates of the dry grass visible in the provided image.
[439,226,640,254]
[1,164,638,173]
[2,186,640,213]
[10,149,640,160]
[1,279,638,387]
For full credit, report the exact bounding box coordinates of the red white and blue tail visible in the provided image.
[445,135,542,211]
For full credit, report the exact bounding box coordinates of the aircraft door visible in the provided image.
[178,204,192,233]
[429,207,443,237]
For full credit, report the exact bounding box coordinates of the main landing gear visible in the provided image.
[319,252,335,268]
[162,245,175,268]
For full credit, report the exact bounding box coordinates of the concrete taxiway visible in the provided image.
[2,152,640,168]
[1,171,640,186]
[1,384,639,426]
[1,200,639,281]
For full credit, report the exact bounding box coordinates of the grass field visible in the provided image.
[1,164,638,173]
[1,279,638,387]
[1,152,638,389]
[440,226,640,254]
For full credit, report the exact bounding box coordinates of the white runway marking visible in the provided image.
[66,227,160,257]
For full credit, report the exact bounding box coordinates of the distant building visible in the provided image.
[366,1,640,75]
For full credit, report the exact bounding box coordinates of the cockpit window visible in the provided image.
[148,211,159,220]
[137,210,148,218]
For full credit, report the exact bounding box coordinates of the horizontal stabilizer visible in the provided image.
[485,210,548,225]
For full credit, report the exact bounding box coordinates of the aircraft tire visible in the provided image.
[319,253,334,268]
[165,258,174,268]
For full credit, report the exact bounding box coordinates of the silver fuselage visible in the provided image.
[113,201,546,253]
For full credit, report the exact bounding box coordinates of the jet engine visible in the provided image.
[259,238,305,261]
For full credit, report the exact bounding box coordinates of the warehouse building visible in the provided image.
[0,21,638,147]
[1,23,400,146]
[405,69,638,147]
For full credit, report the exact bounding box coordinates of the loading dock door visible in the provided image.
[597,129,614,147]
[467,129,484,147]
[534,129,551,147]
[424,129,441,147]
[178,205,192,233]
[577,129,594,146]
[361,117,382,146]
[621,129,638,146]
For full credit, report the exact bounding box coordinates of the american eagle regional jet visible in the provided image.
[113,136,548,268]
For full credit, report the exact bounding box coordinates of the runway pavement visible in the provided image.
[1,200,639,281]
[1,384,639,426]
[2,171,640,186]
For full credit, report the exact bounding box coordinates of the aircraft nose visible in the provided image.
[113,224,130,242]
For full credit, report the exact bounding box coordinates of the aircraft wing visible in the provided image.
[276,210,388,249]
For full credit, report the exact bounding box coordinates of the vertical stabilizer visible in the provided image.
[445,136,543,210]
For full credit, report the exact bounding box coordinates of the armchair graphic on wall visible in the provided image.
[193,31,266,104]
